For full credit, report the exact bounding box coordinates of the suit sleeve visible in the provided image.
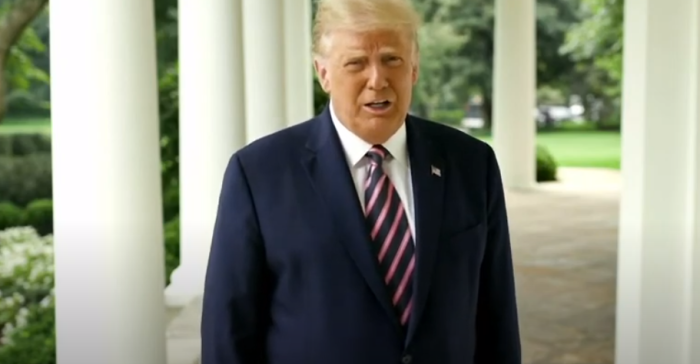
[474,146,522,364]
[200,153,269,364]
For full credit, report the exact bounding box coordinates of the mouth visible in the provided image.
[364,100,392,113]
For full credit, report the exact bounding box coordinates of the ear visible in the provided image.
[314,57,331,92]
[411,41,420,85]
[411,58,419,85]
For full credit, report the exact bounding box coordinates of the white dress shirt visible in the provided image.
[329,102,416,240]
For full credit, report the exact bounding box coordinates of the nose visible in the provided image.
[367,64,388,90]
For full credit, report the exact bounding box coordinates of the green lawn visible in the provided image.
[0,117,51,134]
[478,130,621,170]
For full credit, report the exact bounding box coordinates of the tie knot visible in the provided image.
[366,145,389,164]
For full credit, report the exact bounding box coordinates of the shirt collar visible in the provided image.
[329,99,408,167]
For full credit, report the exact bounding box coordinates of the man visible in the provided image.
[200,0,521,363]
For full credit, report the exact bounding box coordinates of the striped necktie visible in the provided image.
[364,144,415,327]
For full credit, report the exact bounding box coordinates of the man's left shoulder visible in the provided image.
[409,115,494,159]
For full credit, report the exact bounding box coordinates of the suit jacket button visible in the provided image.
[401,354,412,363]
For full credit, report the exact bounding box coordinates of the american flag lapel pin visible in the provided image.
[431,165,441,177]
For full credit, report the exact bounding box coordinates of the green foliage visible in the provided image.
[536,145,558,182]
[0,300,55,364]
[561,0,624,122]
[3,6,50,117]
[164,216,180,285]
[0,202,23,229]
[0,153,52,207]
[410,0,583,123]
[0,134,10,155]
[0,227,55,363]
[159,63,179,205]
[412,1,469,117]
[23,199,52,236]
[0,200,52,234]
[0,133,51,156]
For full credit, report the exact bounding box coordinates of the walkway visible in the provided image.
[166,167,621,364]
[512,167,619,364]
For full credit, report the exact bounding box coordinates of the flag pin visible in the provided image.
[431,165,441,177]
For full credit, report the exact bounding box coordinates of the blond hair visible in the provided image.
[312,0,422,56]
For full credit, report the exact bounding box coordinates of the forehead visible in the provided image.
[325,28,412,56]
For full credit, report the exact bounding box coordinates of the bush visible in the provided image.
[0,200,53,235]
[0,136,11,156]
[9,134,51,156]
[536,145,558,182]
[23,200,53,236]
[0,154,52,207]
[0,227,55,363]
[164,216,180,286]
[0,134,51,157]
[0,203,24,230]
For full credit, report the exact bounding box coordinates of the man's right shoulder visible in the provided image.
[230,116,318,171]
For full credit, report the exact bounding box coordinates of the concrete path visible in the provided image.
[511,168,619,364]
[166,167,621,364]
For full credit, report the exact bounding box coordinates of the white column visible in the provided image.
[50,0,165,363]
[615,0,700,362]
[491,0,536,189]
[243,0,287,141]
[284,0,315,125]
[165,0,247,307]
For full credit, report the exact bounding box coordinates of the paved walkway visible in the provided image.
[511,168,619,364]
[167,167,621,364]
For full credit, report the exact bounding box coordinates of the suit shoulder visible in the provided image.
[232,117,316,163]
[411,115,493,155]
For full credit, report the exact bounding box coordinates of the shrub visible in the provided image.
[0,136,11,156]
[0,134,52,157]
[9,134,52,156]
[0,227,55,363]
[536,145,558,182]
[23,200,53,236]
[0,203,24,230]
[0,154,52,207]
[164,216,180,286]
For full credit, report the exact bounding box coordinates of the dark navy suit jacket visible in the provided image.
[201,107,521,364]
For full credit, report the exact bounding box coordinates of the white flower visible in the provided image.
[0,226,54,347]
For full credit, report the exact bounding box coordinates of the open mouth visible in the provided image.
[364,100,392,110]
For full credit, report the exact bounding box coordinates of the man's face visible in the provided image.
[314,28,418,144]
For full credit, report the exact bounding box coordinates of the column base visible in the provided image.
[164,264,206,307]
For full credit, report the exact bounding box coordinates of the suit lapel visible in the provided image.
[405,117,445,344]
[301,107,402,332]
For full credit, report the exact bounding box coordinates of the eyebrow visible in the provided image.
[342,47,400,60]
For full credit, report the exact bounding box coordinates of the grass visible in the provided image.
[0,117,51,134]
[477,130,621,170]
[0,116,621,170]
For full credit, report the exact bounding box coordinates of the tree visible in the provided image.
[561,0,624,124]
[412,1,469,118]
[435,0,582,128]
[0,0,49,123]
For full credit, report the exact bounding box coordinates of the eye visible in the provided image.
[385,56,403,65]
[344,60,364,71]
